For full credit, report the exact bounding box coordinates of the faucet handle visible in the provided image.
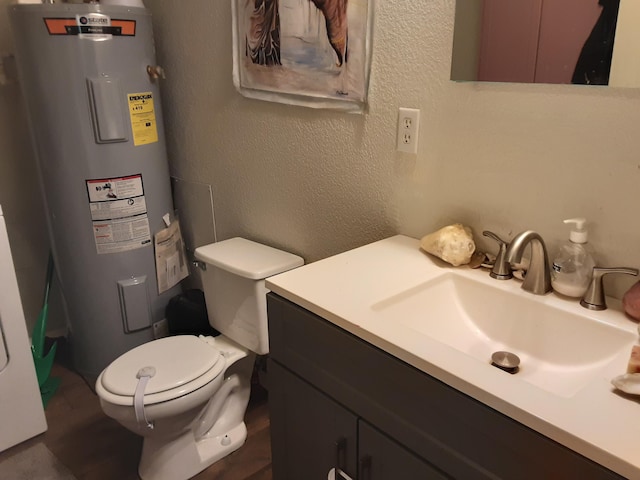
[580,267,639,311]
[482,231,513,280]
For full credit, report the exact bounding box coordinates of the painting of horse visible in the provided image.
[232,0,373,112]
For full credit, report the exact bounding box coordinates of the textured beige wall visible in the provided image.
[146,0,640,299]
[147,0,399,262]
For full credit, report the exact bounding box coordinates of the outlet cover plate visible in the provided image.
[397,107,420,154]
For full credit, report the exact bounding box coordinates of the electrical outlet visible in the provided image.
[396,107,420,154]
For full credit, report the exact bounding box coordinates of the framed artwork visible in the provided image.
[232,0,374,113]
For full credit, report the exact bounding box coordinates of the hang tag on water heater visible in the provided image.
[154,218,189,294]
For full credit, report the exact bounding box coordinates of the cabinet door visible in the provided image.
[359,421,449,480]
[269,360,358,480]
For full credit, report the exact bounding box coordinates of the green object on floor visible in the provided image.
[40,376,61,408]
[32,252,59,407]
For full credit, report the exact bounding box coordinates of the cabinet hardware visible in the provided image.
[360,454,372,480]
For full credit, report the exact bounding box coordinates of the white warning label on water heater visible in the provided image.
[86,174,152,255]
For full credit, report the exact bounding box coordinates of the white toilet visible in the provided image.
[95,237,303,480]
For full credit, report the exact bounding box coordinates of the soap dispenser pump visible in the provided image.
[550,218,596,298]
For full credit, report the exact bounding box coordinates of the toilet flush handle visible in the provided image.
[134,366,157,431]
[192,260,206,271]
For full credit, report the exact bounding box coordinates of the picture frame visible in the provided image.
[231,0,374,113]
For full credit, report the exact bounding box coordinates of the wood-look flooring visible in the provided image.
[0,362,272,479]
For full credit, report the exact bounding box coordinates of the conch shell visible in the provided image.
[420,224,476,267]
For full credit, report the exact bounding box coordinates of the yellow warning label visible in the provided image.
[128,92,158,146]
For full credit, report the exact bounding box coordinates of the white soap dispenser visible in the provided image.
[551,218,596,298]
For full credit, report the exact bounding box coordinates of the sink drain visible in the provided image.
[491,351,520,374]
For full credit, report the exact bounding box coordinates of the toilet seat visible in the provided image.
[97,336,225,406]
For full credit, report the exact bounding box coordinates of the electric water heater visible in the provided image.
[9,0,181,378]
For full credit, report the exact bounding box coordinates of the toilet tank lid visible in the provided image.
[194,237,304,280]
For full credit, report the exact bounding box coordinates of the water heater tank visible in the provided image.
[9,1,181,378]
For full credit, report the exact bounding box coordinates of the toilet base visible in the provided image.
[139,421,248,480]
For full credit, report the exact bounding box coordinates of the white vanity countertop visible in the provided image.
[266,235,640,479]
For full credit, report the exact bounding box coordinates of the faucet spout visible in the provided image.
[505,230,552,295]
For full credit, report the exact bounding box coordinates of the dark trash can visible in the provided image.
[165,289,219,337]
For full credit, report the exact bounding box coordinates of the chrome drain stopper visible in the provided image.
[491,351,520,374]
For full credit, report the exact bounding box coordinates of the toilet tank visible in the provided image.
[193,238,303,355]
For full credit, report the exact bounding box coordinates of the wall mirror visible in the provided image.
[450,0,640,88]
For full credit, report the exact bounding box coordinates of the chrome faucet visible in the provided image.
[504,230,552,295]
[482,231,513,280]
[580,267,639,310]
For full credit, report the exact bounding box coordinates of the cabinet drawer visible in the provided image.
[267,293,623,480]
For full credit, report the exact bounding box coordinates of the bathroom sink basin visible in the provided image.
[371,273,636,397]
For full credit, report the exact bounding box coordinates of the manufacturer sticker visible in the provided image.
[76,13,111,40]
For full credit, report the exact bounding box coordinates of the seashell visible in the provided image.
[420,224,476,267]
[611,373,640,396]
[628,345,640,373]
[468,250,488,269]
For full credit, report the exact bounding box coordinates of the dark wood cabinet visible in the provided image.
[270,360,446,480]
[269,360,358,479]
[267,293,624,480]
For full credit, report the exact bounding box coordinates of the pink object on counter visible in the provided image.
[623,281,640,321]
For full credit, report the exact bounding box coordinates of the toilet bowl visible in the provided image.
[95,238,303,480]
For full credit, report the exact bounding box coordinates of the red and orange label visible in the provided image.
[43,18,136,36]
